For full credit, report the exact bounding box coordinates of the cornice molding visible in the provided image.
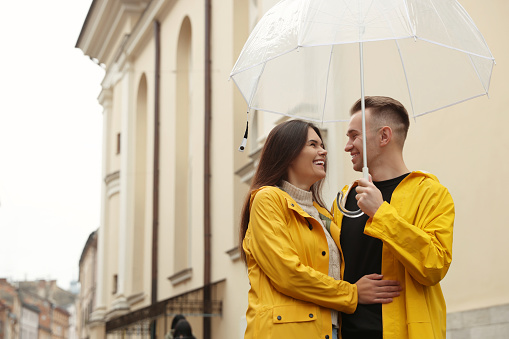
[77,0,151,65]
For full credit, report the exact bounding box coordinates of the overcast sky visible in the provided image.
[0,0,105,290]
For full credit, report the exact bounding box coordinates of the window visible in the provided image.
[112,274,118,294]
[116,133,121,154]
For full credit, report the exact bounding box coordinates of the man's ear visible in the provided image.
[379,126,392,147]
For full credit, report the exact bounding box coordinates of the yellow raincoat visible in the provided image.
[243,186,357,339]
[332,171,455,339]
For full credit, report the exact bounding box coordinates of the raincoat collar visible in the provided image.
[340,170,439,194]
[250,185,333,222]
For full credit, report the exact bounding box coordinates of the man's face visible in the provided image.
[345,109,377,172]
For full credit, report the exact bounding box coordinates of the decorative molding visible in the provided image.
[168,268,193,286]
[105,295,130,321]
[89,307,106,324]
[113,34,130,64]
[105,171,120,184]
[226,247,240,262]
[105,171,120,197]
[127,292,146,307]
[124,0,165,58]
[98,88,113,108]
[235,146,262,184]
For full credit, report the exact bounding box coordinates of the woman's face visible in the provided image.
[287,127,327,191]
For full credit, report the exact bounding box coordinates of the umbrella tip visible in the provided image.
[238,120,249,152]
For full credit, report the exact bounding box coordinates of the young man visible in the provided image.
[333,96,455,339]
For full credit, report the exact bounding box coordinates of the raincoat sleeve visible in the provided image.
[247,188,357,313]
[364,180,454,286]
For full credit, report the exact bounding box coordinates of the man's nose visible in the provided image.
[345,141,352,152]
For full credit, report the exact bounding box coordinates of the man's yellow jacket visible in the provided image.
[332,171,455,339]
[243,186,357,339]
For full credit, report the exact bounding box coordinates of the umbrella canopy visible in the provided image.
[230,0,495,216]
[230,0,495,123]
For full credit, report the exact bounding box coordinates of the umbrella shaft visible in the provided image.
[359,42,369,179]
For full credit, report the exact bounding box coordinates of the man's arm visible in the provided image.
[356,177,455,286]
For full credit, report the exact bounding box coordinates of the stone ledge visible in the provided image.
[446,303,509,339]
[168,268,193,286]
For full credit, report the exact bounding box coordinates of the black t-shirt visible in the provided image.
[340,173,409,339]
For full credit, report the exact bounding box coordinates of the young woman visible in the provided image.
[239,119,401,339]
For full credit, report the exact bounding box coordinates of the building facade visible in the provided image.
[75,0,509,338]
[0,280,75,339]
[0,280,19,339]
[20,306,38,339]
[77,231,97,339]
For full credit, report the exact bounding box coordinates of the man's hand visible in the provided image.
[355,176,383,217]
[355,274,402,304]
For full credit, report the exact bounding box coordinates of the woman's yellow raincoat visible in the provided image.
[243,186,357,339]
[332,171,455,339]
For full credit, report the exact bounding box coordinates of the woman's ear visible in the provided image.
[379,126,392,147]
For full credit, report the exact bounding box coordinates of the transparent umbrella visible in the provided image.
[230,0,495,216]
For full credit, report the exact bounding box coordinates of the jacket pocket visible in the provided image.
[252,304,321,338]
[272,304,319,324]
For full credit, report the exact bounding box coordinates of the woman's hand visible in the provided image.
[355,274,402,304]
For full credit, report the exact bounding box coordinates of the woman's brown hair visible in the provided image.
[238,119,327,263]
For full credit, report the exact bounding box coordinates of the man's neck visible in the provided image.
[369,158,409,182]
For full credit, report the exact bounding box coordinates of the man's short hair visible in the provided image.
[350,96,410,144]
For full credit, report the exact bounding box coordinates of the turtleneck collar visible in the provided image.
[281,180,313,208]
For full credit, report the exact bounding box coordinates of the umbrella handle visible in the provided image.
[336,190,364,218]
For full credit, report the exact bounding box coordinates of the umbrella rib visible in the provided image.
[413,93,488,118]
[467,53,489,95]
[429,0,456,50]
[416,38,495,60]
[248,62,267,108]
[367,0,416,119]
[230,76,251,109]
[486,62,495,96]
[230,46,299,76]
[320,44,335,123]
[249,106,342,123]
[305,0,355,23]
[455,0,495,57]
[394,39,417,120]
[374,0,417,119]
[427,0,494,61]
[299,36,414,47]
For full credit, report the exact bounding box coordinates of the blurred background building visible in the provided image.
[0,279,77,339]
[74,0,509,338]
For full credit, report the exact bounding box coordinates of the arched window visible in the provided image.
[133,74,148,292]
[174,17,192,274]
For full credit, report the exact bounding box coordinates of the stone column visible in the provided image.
[112,61,135,313]
[90,88,112,325]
